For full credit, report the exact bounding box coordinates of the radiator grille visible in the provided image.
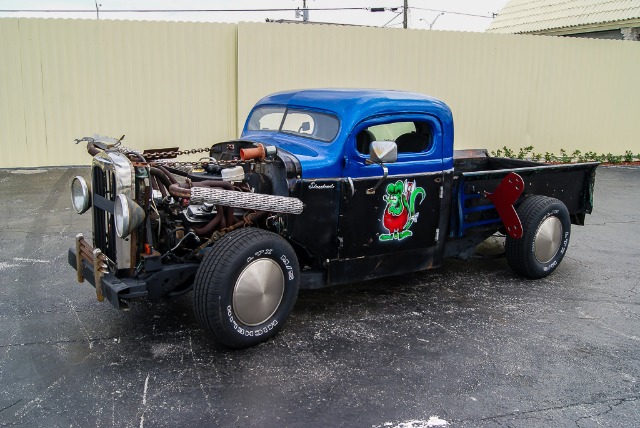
[92,166,118,264]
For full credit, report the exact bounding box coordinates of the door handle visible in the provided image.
[347,177,355,196]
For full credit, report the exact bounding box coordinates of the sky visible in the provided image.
[0,1,510,32]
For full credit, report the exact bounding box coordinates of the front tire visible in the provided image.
[506,196,571,279]
[193,228,300,348]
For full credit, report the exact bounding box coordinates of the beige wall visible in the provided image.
[238,22,640,155]
[1,19,639,168]
[0,19,237,168]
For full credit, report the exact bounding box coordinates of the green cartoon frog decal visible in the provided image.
[380,179,426,241]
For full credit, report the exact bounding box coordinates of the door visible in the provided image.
[338,115,446,260]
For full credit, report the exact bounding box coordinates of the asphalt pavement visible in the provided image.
[0,165,638,427]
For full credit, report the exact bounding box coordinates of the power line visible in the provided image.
[0,6,496,25]
[409,7,494,19]
[382,11,404,28]
[0,7,375,13]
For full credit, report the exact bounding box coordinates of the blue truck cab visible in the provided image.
[241,89,453,179]
[69,89,598,347]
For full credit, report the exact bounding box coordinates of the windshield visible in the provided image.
[247,106,340,142]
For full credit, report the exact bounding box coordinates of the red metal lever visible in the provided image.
[486,172,524,239]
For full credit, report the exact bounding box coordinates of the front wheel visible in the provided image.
[506,196,571,279]
[193,228,300,348]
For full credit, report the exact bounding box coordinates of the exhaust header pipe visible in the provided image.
[190,187,304,215]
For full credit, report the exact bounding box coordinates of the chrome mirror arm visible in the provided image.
[366,161,389,195]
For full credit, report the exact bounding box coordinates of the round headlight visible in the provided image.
[70,176,91,214]
[114,195,129,238]
[114,194,145,238]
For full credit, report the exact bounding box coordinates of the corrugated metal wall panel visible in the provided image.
[0,18,237,168]
[1,19,639,168]
[0,19,29,166]
[238,22,640,155]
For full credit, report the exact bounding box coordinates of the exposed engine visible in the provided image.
[70,136,302,271]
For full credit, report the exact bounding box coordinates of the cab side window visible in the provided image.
[356,121,432,155]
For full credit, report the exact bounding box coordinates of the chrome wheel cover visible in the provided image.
[232,259,284,326]
[534,216,562,263]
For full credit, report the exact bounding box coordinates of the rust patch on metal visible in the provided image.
[75,234,109,302]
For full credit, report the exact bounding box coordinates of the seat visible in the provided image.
[356,129,376,154]
[395,132,428,153]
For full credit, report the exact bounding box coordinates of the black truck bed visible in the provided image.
[450,150,599,238]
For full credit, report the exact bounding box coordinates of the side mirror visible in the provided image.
[369,140,397,164]
[298,122,311,133]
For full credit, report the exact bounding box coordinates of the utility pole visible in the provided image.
[295,0,309,22]
[403,0,408,29]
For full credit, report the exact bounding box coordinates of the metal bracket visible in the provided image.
[93,249,105,302]
[485,172,525,239]
[75,233,84,283]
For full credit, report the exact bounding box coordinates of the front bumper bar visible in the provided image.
[68,242,144,310]
[68,234,199,310]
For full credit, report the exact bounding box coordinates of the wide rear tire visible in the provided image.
[193,228,300,348]
[506,196,571,279]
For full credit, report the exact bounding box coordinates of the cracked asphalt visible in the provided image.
[0,166,638,428]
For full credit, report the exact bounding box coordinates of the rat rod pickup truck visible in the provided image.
[69,89,598,347]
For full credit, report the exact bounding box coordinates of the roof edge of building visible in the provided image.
[487,17,640,35]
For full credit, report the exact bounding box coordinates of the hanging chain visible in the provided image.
[116,145,273,168]
[117,146,210,160]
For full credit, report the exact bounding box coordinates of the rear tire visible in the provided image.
[193,228,299,348]
[506,196,571,279]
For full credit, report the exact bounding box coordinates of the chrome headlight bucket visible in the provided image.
[114,194,145,239]
[70,176,91,214]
